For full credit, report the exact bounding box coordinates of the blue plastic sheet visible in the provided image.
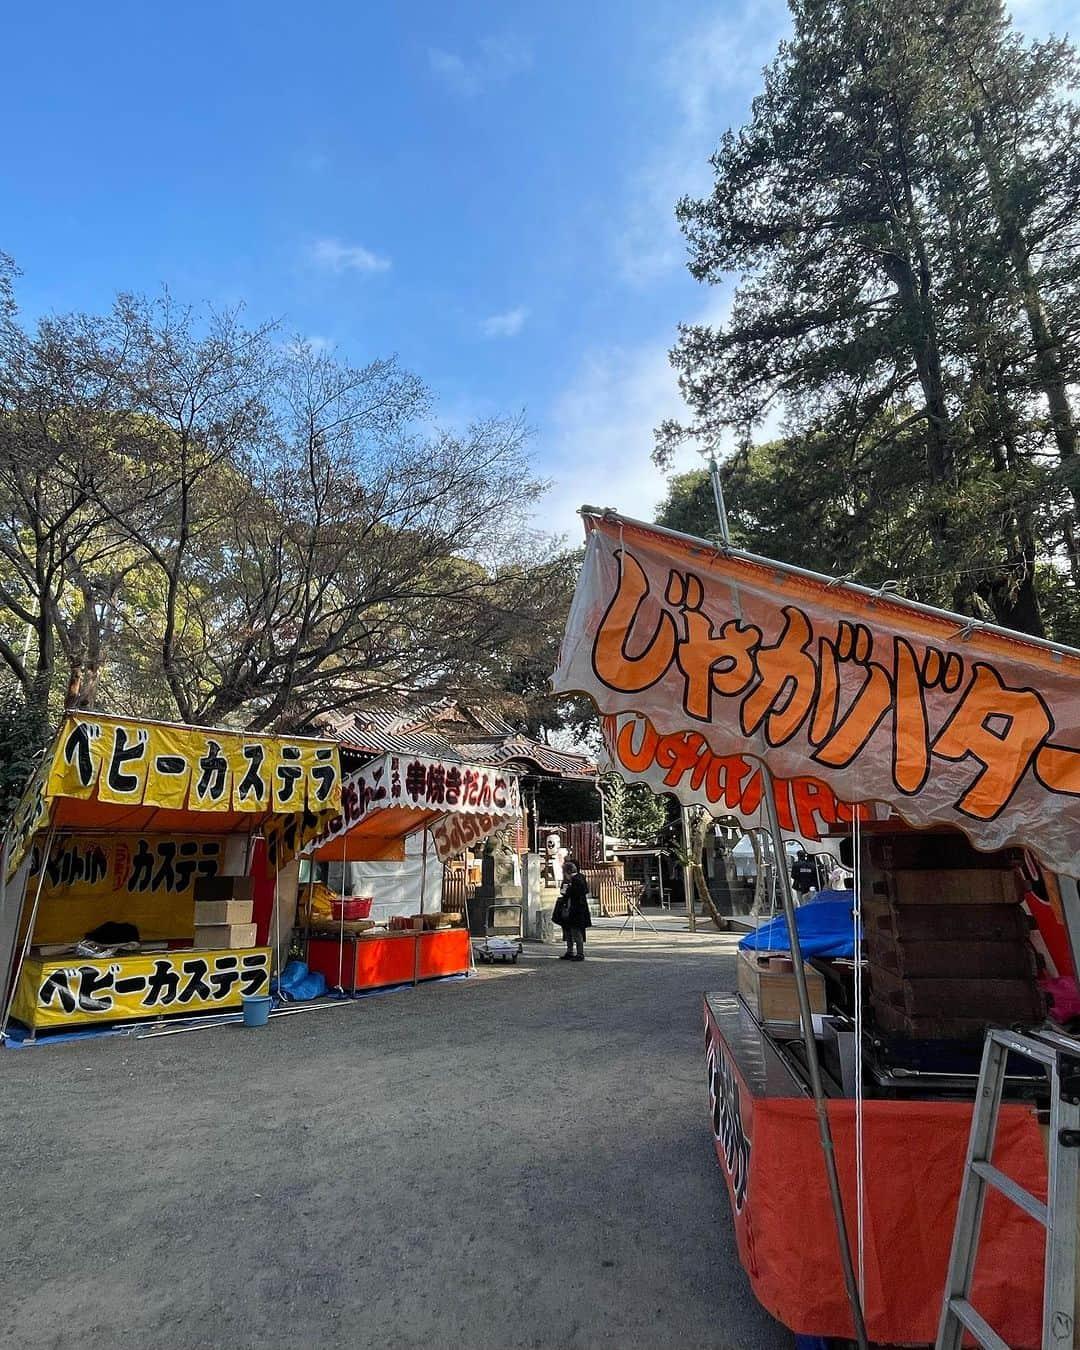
[738,892,857,959]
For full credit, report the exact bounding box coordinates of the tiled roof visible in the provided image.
[319,700,597,779]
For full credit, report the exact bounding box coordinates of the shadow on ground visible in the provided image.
[0,928,791,1350]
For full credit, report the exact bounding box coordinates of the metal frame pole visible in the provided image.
[0,825,57,1042]
[761,768,869,1348]
[709,461,868,1348]
[413,827,430,988]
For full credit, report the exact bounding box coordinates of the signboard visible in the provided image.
[310,754,521,862]
[705,1004,755,1266]
[3,715,343,881]
[702,997,1046,1344]
[46,717,340,816]
[31,832,223,901]
[605,711,874,849]
[431,811,514,863]
[554,516,1080,875]
[10,947,271,1029]
[23,832,229,945]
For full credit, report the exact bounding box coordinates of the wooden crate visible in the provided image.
[866,936,1037,980]
[737,948,826,1028]
[869,966,1046,1023]
[861,898,1030,944]
[885,868,1021,906]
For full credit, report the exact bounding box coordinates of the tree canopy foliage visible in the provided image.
[602,771,671,845]
[0,257,572,739]
[657,0,1080,640]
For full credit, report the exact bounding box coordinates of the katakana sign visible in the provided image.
[554,515,1080,874]
[29,833,223,901]
[46,718,340,815]
[3,716,343,881]
[10,947,271,1029]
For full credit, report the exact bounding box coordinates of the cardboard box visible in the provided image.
[737,948,826,1028]
[194,899,254,926]
[191,922,258,950]
[886,868,1020,906]
[193,875,255,904]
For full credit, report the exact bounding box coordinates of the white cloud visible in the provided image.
[428,35,532,97]
[616,2,790,285]
[538,295,734,540]
[481,306,528,339]
[309,238,391,274]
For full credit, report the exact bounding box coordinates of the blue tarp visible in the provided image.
[738,892,857,959]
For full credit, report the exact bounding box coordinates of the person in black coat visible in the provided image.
[557,861,592,961]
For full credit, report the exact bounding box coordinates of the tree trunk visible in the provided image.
[968,105,1080,572]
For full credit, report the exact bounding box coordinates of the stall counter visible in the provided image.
[305,928,469,992]
[11,947,272,1030]
[705,992,1047,1346]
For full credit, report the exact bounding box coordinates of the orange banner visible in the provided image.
[554,515,1080,873]
[604,711,879,847]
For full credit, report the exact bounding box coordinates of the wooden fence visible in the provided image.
[581,862,628,916]
[442,861,628,917]
[442,869,476,918]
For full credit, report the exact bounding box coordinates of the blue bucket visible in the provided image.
[241,994,272,1028]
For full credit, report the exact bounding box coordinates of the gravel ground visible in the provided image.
[0,922,791,1350]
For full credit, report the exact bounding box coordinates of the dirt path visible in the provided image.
[0,924,790,1349]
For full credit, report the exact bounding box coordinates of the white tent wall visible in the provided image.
[269,858,300,972]
[328,831,443,923]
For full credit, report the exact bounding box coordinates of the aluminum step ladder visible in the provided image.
[936,1027,1080,1350]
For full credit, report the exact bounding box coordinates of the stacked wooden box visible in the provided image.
[864,832,1044,1039]
[192,876,257,949]
[736,948,827,1030]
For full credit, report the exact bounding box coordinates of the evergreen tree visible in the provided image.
[659,0,1080,638]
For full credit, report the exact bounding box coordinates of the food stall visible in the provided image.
[0,713,341,1038]
[552,508,1080,1348]
[301,750,520,993]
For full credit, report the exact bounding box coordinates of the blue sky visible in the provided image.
[1,0,1071,541]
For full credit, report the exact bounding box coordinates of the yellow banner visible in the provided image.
[46,719,107,800]
[43,716,342,817]
[145,725,192,809]
[2,758,50,882]
[10,947,271,1029]
[24,831,229,944]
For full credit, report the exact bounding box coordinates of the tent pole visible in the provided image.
[705,464,867,1345]
[760,769,868,1348]
[414,828,429,988]
[0,825,56,1042]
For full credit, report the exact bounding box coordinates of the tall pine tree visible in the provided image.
[659,0,1080,638]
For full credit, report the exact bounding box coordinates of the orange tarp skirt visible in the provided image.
[705,998,1046,1346]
